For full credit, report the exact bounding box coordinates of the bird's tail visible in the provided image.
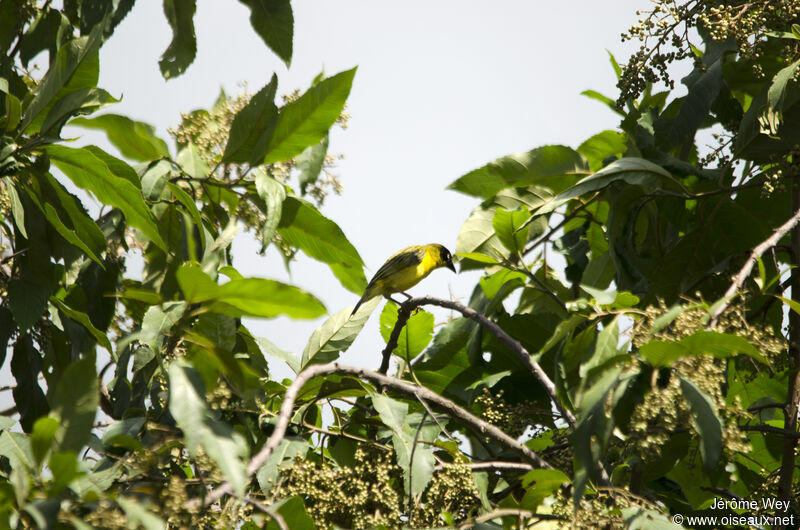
[350,291,373,316]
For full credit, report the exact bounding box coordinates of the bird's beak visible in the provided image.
[446,259,456,273]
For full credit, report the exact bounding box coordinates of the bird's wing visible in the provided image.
[369,245,426,285]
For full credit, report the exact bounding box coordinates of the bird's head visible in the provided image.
[433,244,456,273]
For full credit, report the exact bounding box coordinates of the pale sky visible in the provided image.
[62,1,647,380]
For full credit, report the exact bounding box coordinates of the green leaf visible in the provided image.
[166,181,205,243]
[0,416,15,430]
[38,198,105,265]
[329,262,367,294]
[447,145,589,199]
[650,303,699,335]
[117,498,166,530]
[371,392,408,433]
[223,75,278,163]
[260,68,356,164]
[39,172,107,263]
[0,431,34,471]
[1,90,22,132]
[4,178,26,238]
[622,508,676,530]
[580,316,621,376]
[454,252,500,265]
[478,267,526,300]
[679,377,722,470]
[212,279,325,320]
[581,252,616,289]
[254,168,286,243]
[379,303,434,360]
[580,284,616,306]
[492,207,531,254]
[159,0,197,79]
[641,331,767,366]
[16,8,68,66]
[779,295,800,316]
[48,451,82,495]
[256,438,310,495]
[680,330,768,364]
[278,196,363,268]
[371,393,437,495]
[176,142,209,179]
[659,58,723,148]
[301,298,380,368]
[257,336,300,374]
[31,417,58,467]
[537,157,673,216]
[20,25,104,134]
[46,145,167,249]
[456,187,552,269]
[577,130,627,171]
[239,0,293,67]
[70,461,123,497]
[580,89,624,115]
[763,58,800,134]
[168,361,249,495]
[265,496,316,530]
[520,469,570,511]
[49,358,98,453]
[296,135,328,194]
[639,341,688,367]
[11,336,49,433]
[607,49,622,79]
[176,264,326,319]
[102,417,146,452]
[42,87,118,137]
[7,278,50,332]
[51,298,113,352]
[69,114,170,161]
[138,302,186,351]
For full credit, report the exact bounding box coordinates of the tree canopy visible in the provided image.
[1,0,800,528]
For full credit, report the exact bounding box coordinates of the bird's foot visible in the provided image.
[386,295,403,306]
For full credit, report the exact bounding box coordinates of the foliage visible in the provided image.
[1,0,800,528]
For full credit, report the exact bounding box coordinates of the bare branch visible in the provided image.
[708,204,800,326]
[739,424,800,439]
[435,461,534,472]
[380,296,577,428]
[194,362,553,508]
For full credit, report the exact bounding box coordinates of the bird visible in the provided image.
[350,244,456,316]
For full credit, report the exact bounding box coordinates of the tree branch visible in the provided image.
[379,296,577,428]
[436,461,534,472]
[193,362,553,509]
[522,192,601,257]
[778,179,800,509]
[708,204,800,326]
[739,424,800,439]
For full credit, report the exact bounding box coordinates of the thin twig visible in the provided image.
[461,508,560,527]
[435,461,534,472]
[380,296,577,428]
[708,205,800,326]
[243,496,288,530]
[0,248,26,265]
[414,392,455,441]
[191,362,553,509]
[738,424,800,439]
[747,402,787,413]
[523,192,601,257]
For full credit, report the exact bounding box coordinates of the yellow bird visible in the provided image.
[351,244,456,316]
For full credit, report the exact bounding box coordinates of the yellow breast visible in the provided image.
[379,247,439,293]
